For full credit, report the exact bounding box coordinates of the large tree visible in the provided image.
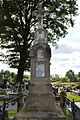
[0,0,78,83]
[65,70,77,82]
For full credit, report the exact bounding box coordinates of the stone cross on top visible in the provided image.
[33,3,48,45]
[33,3,48,27]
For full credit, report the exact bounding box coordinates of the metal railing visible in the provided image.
[66,98,80,120]
[0,95,19,120]
[0,84,28,120]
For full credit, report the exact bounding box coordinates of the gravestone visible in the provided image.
[15,3,66,120]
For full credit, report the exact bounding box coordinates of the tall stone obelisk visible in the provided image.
[15,4,66,120]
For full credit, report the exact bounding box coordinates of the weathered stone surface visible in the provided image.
[15,110,66,120]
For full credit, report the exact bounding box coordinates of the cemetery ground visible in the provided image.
[52,82,80,120]
[0,82,80,120]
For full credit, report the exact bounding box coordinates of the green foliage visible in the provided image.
[23,74,30,83]
[66,111,73,120]
[51,69,80,82]
[67,93,80,102]
[50,74,60,82]
[59,77,69,82]
[0,69,16,83]
[0,69,30,84]
[65,70,77,82]
[76,72,80,82]
[8,110,17,118]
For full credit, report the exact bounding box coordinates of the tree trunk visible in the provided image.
[16,51,26,111]
[16,50,26,83]
[17,66,24,83]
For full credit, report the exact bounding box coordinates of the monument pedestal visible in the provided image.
[15,83,66,120]
[15,111,66,120]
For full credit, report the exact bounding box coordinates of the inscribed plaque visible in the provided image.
[36,62,45,77]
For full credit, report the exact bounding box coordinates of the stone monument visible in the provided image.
[15,3,66,120]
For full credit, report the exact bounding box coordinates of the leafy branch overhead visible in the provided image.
[0,0,78,82]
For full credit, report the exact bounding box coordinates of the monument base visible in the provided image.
[14,83,66,120]
[15,108,66,120]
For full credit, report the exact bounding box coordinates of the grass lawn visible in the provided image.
[66,110,73,120]
[8,110,17,116]
[8,110,17,119]
[67,93,80,102]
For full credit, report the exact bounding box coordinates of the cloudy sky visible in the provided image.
[50,0,80,76]
[0,0,80,77]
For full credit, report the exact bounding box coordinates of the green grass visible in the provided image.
[66,110,73,120]
[8,110,17,116]
[67,93,80,102]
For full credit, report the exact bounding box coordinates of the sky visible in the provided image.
[50,0,80,77]
[0,0,80,77]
